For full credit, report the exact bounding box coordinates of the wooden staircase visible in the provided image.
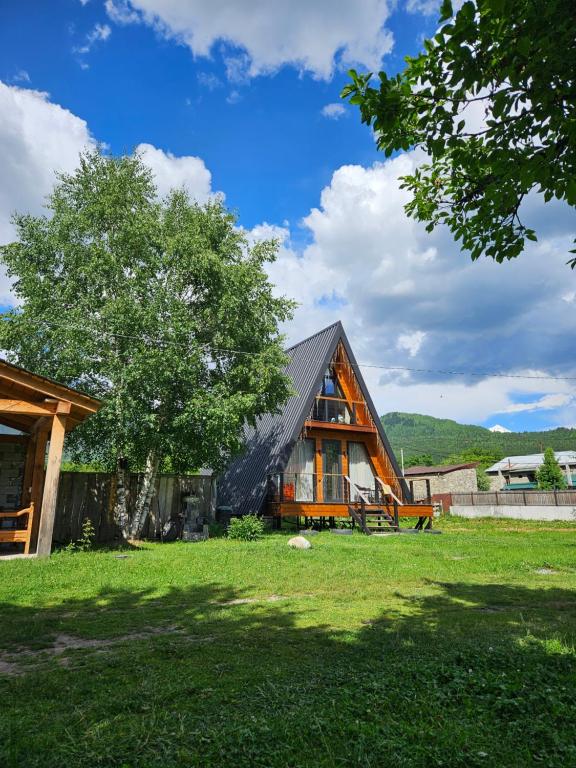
[348,504,399,534]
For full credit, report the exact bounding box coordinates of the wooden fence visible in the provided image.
[53,472,214,545]
[452,490,576,507]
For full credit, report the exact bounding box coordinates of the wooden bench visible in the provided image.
[0,504,34,555]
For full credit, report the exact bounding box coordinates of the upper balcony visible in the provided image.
[306,396,376,432]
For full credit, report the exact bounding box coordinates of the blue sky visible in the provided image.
[0,0,574,432]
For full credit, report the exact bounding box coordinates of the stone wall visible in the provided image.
[0,441,26,509]
[408,467,478,500]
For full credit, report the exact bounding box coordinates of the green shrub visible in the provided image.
[227,515,265,541]
[64,517,96,553]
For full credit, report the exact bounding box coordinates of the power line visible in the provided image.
[2,315,575,383]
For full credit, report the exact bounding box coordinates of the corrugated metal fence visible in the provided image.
[53,472,214,545]
[452,490,576,507]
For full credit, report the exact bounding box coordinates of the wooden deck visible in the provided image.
[273,502,435,518]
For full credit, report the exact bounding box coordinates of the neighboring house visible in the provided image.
[403,463,478,501]
[218,322,434,530]
[486,451,576,490]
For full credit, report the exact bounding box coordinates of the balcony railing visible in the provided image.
[311,396,355,425]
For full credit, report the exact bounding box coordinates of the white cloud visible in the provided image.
[0,82,95,246]
[256,152,576,425]
[405,0,440,15]
[12,70,30,84]
[104,0,141,24]
[321,103,346,120]
[0,83,218,304]
[0,82,96,302]
[135,143,216,202]
[397,331,426,357]
[73,23,112,56]
[500,393,573,414]
[197,71,222,90]
[105,0,395,80]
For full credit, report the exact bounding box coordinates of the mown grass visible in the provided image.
[1,517,576,767]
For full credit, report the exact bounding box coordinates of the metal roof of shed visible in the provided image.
[486,451,576,474]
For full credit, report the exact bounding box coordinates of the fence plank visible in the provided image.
[452,489,576,507]
[54,472,213,544]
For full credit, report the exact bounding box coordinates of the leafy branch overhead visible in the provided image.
[342,0,576,266]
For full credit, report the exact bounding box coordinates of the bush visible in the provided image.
[227,515,265,541]
[64,517,96,553]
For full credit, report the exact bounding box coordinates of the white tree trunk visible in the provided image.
[130,451,159,539]
[114,460,129,538]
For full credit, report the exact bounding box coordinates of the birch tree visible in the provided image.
[0,150,294,538]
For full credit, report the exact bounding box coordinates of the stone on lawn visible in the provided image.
[288,536,312,550]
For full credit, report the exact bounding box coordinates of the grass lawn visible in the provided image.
[1,517,576,767]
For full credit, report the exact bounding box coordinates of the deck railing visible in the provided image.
[268,473,391,505]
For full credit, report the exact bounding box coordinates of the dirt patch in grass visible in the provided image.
[0,625,202,677]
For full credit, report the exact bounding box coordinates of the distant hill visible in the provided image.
[381,412,576,463]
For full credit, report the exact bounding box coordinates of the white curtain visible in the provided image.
[348,442,375,500]
[285,439,315,501]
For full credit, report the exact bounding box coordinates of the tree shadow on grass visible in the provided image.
[1,580,575,768]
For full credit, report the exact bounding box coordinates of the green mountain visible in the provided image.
[381,412,576,464]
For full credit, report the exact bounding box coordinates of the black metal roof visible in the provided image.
[217,321,408,515]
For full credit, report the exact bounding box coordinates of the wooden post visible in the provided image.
[393,498,399,529]
[36,413,67,557]
[425,478,431,503]
[29,428,49,551]
[315,438,323,503]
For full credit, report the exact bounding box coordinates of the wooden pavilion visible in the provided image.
[0,360,101,557]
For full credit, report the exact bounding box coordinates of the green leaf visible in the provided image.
[439,0,453,22]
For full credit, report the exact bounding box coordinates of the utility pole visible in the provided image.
[400,448,405,475]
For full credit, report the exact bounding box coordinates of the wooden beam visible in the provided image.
[0,399,56,416]
[36,414,67,557]
[0,363,100,414]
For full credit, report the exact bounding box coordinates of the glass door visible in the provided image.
[322,439,342,502]
[348,442,376,502]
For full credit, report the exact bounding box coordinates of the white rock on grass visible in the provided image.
[288,536,312,550]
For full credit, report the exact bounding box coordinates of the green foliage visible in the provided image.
[476,467,491,491]
[536,447,568,490]
[60,461,105,473]
[0,150,295,474]
[227,514,265,541]
[382,412,576,465]
[404,453,434,467]
[343,0,576,266]
[64,517,96,552]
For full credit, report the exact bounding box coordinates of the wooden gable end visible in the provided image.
[301,340,404,500]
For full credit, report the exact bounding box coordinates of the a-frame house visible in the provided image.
[218,322,435,532]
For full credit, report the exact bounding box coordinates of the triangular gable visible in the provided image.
[217,321,409,515]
